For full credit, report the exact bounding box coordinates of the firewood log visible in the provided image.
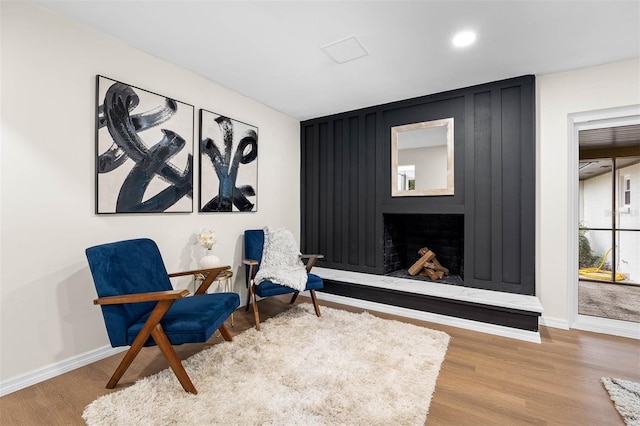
[424,268,439,280]
[408,250,435,275]
[432,257,449,275]
[423,261,449,275]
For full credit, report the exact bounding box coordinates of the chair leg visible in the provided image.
[251,286,261,331]
[106,335,146,389]
[245,285,252,312]
[151,324,197,394]
[289,291,299,304]
[106,299,174,389]
[218,323,233,341]
[310,290,322,317]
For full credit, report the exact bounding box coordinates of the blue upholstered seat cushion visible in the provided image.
[128,292,240,346]
[255,273,323,298]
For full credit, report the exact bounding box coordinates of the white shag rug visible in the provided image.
[602,378,640,426]
[83,304,450,426]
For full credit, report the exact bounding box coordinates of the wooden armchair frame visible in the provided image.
[243,254,324,330]
[168,266,231,295]
[93,266,232,394]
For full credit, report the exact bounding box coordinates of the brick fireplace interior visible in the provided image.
[383,213,464,286]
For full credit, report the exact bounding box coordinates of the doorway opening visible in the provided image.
[569,106,640,337]
[578,144,639,321]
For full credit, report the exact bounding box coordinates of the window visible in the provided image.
[622,175,631,207]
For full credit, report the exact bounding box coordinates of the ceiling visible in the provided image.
[579,124,640,150]
[578,157,640,181]
[33,1,640,121]
[578,124,640,180]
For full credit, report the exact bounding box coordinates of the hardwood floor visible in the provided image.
[1,296,638,425]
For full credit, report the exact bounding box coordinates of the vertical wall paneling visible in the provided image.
[318,122,329,259]
[365,113,377,267]
[374,111,386,269]
[310,124,321,253]
[341,118,351,266]
[333,120,343,263]
[348,117,360,265]
[520,80,536,289]
[490,89,504,286]
[501,86,522,284]
[357,117,367,265]
[301,124,313,250]
[301,75,535,294]
[473,91,493,281]
[463,94,476,285]
[300,125,307,245]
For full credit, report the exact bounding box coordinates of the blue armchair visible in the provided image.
[85,238,239,394]
[242,229,324,330]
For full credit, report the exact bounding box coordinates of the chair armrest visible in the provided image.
[168,265,231,278]
[300,254,324,260]
[300,254,324,272]
[94,289,189,306]
[242,259,259,287]
[169,266,231,295]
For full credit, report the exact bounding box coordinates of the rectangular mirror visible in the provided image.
[391,117,454,197]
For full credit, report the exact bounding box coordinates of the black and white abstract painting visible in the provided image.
[199,109,258,212]
[96,75,194,214]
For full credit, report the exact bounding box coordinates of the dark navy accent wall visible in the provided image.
[301,75,536,295]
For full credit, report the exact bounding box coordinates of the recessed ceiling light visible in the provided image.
[452,30,476,48]
[322,35,369,64]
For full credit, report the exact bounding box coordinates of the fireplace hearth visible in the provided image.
[383,213,464,286]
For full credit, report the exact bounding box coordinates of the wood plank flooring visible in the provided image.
[1,296,638,425]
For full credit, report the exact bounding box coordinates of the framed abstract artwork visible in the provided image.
[95,75,194,214]
[199,109,258,212]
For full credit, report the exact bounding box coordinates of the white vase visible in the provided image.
[200,250,220,269]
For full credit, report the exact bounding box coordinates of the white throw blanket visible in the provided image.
[254,227,308,291]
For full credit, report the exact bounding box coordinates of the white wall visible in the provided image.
[537,59,640,324]
[583,171,616,255]
[0,2,300,385]
[398,146,447,190]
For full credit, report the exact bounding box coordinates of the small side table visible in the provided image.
[195,269,235,327]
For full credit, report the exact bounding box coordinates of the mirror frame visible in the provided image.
[391,117,454,197]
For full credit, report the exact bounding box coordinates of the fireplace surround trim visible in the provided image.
[312,267,543,341]
[313,267,543,313]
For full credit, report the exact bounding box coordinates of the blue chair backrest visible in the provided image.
[86,238,173,347]
[244,230,265,281]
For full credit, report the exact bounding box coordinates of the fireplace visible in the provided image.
[383,213,464,285]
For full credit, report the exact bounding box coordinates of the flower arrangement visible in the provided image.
[198,229,217,251]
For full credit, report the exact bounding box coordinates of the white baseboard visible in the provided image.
[315,292,541,343]
[539,316,570,330]
[572,315,640,340]
[539,315,640,340]
[0,345,126,397]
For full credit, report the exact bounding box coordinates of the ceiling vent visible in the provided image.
[322,35,369,64]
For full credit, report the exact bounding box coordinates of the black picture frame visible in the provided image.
[199,109,258,212]
[95,75,194,214]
